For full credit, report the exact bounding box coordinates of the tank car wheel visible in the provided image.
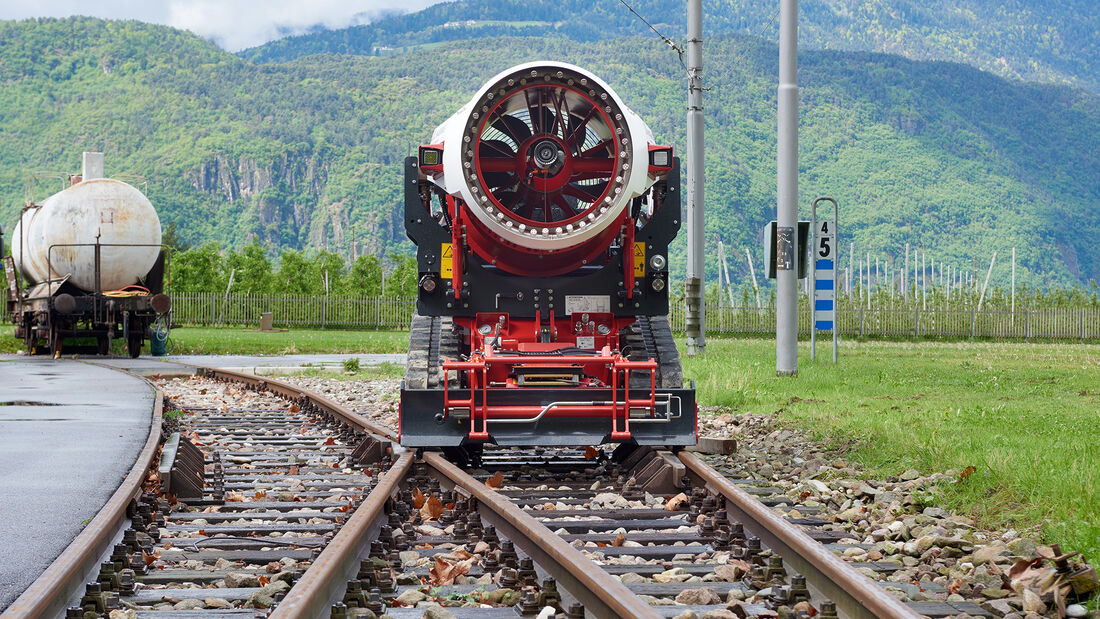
[96,334,111,356]
[127,335,142,359]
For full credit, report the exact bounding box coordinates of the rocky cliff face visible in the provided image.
[178,152,404,257]
[185,152,334,244]
[188,153,327,205]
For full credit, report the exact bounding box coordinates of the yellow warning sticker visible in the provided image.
[633,242,646,277]
[440,243,453,278]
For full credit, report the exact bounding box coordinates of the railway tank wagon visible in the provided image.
[400,61,695,452]
[4,152,171,357]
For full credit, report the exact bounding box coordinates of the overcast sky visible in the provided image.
[0,0,445,51]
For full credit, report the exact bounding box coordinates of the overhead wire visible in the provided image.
[615,0,686,69]
[613,2,784,96]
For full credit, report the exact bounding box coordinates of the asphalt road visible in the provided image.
[0,358,154,611]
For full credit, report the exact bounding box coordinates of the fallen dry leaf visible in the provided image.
[421,495,444,521]
[584,446,599,459]
[959,465,976,481]
[289,403,301,413]
[288,465,300,476]
[428,557,472,586]
[412,487,427,509]
[225,491,246,502]
[324,437,337,446]
[485,472,504,489]
[612,532,626,547]
[665,492,689,511]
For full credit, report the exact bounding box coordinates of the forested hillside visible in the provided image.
[240,0,1100,92]
[1,17,1097,289]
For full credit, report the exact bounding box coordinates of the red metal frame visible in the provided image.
[440,312,659,442]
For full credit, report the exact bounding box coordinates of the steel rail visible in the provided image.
[423,451,661,619]
[198,367,398,442]
[195,365,413,618]
[271,452,414,619]
[2,388,164,619]
[678,451,922,619]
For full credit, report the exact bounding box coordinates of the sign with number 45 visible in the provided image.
[811,197,839,362]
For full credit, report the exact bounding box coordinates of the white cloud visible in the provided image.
[0,0,444,51]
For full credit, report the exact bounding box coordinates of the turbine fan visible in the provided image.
[473,82,619,228]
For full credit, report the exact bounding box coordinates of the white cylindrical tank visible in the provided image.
[11,178,162,292]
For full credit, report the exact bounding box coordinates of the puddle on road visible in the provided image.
[0,401,63,406]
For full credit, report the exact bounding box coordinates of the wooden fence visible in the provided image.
[168,293,1100,341]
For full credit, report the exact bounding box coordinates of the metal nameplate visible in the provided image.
[565,295,611,314]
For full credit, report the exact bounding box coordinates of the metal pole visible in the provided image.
[685,0,706,355]
[775,0,799,376]
[977,251,997,311]
[848,242,854,299]
[1011,247,1016,322]
[719,241,736,307]
[904,243,909,300]
[832,200,839,362]
[810,207,816,362]
[745,248,762,310]
[866,252,871,309]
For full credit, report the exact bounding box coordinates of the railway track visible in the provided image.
[6,366,994,618]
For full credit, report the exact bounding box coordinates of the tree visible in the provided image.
[311,251,346,295]
[344,254,382,296]
[386,254,418,298]
[225,241,274,294]
[171,243,224,292]
[161,221,191,252]
[274,250,312,295]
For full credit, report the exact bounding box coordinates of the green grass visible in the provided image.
[165,327,408,355]
[0,326,19,354]
[0,325,410,355]
[681,338,1100,563]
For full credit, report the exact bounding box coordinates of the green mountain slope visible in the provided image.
[1,17,1097,288]
[239,0,1100,92]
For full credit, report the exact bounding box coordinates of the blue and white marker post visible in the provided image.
[811,197,839,362]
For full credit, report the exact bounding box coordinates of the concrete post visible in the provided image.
[685,0,706,355]
[775,0,799,377]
